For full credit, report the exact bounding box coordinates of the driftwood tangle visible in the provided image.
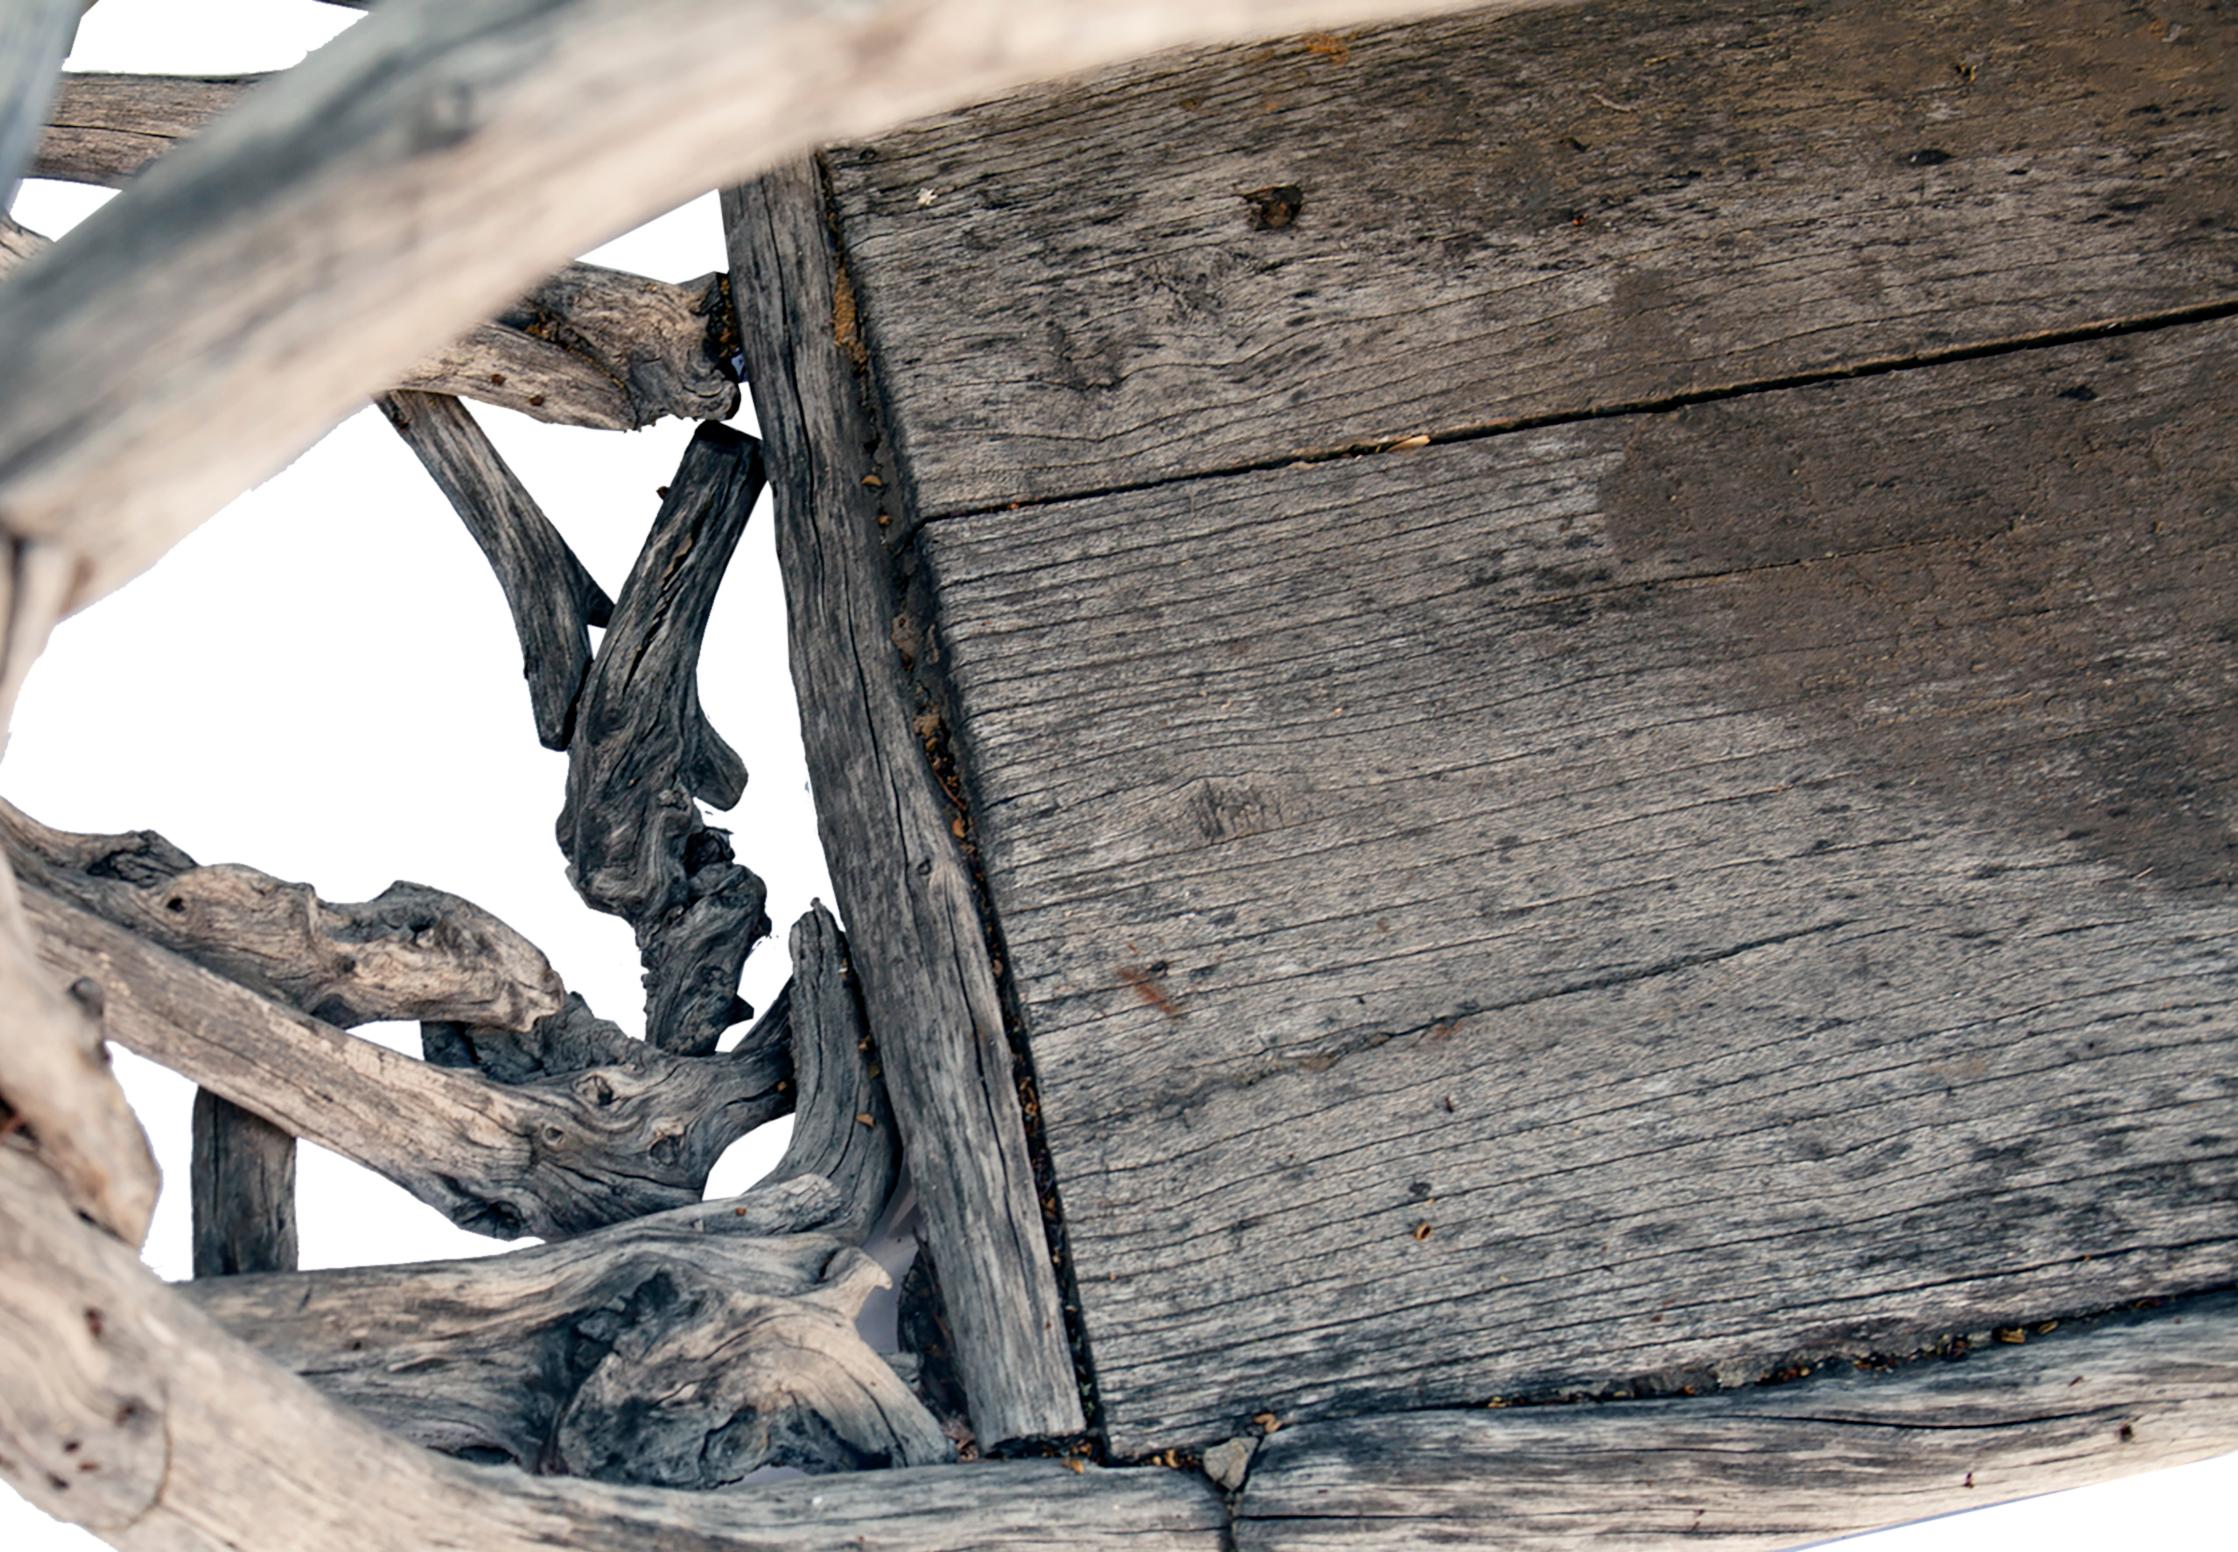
[3,0,2235,1548]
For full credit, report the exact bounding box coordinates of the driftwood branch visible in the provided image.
[559,422,768,1056]
[773,904,900,1241]
[0,1141,1238,1551]
[189,1091,295,1276]
[34,73,740,431]
[0,0,1506,621]
[0,0,79,205]
[0,213,47,274]
[22,882,785,1238]
[187,1188,945,1482]
[377,390,612,749]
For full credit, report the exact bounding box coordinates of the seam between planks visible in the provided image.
[900,292,2238,538]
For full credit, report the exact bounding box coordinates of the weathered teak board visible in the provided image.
[777,0,2238,1463]
[829,0,2235,518]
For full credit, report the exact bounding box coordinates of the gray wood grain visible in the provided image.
[0,213,45,275]
[919,318,2238,1451]
[1236,1294,2238,1549]
[725,161,1083,1445]
[558,422,768,1057]
[36,73,741,431]
[22,882,787,1239]
[379,390,612,749]
[827,0,2238,518]
[0,1143,1234,1552]
[776,903,902,1240]
[186,1207,946,1484]
[189,1090,295,1278]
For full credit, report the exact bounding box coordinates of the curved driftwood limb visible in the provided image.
[1,1143,1230,1552]
[22,882,787,1239]
[378,390,612,749]
[185,1199,942,1482]
[0,546,159,1247]
[560,422,768,1056]
[0,800,565,1032]
[0,0,1512,621]
[190,1090,295,1276]
[774,904,899,1242]
[0,0,80,206]
[36,74,742,431]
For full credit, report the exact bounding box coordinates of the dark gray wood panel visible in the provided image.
[1237,1295,2238,1549]
[919,319,2238,1452]
[830,0,2237,516]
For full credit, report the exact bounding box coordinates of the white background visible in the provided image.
[2,3,2228,1546]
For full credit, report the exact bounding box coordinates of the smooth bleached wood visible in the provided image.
[0,0,1513,620]
[918,318,2238,1451]
[827,0,2238,517]
[0,1142,1237,1552]
[190,1090,296,1277]
[0,0,79,204]
[187,1208,945,1483]
[37,74,742,430]
[726,161,1082,1445]
[558,422,768,1056]
[379,390,612,749]
[1236,1295,2238,1550]
[22,883,786,1239]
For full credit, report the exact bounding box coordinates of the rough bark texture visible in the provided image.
[826,0,2238,518]
[1234,1294,2238,1549]
[725,161,1083,1446]
[558,422,768,1056]
[189,1090,296,1277]
[378,390,613,749]
[187,1202,944,1483]
[22,883,786,1239]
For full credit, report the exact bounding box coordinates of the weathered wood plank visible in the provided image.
[1235,1295,2238,1549]
[724,162,1083,1445]
[918,318,2238,1451]
[189,1090,296,1278]
[0,1144,1234,1552]
[379,390,612,749]
[21,882,787,1239]
[187,1205,946,1484]
[829,0,2238,517]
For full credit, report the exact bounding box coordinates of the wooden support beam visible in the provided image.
[378,390,612,749]
[724,162,1081,1446]
[186,1200,947,1483]
[0,0,1516,621]
[0,1141,1238,1552]
[559,422,768,1056]
[1234,1295,2238,1550]
[21,883,786,1239]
